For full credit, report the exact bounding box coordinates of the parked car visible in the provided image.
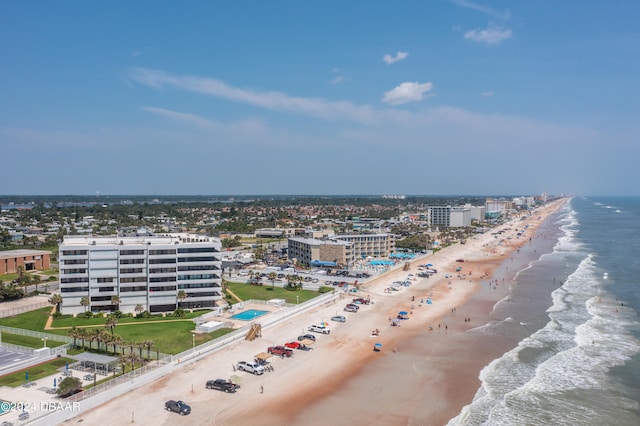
[237,361,265,375]
[344,304,359,313]
[352,298,371,305]
[297,334,316,342]
[165,400,191,416]
[206,379,238,393]
[308,324,331,334]
[331,315,346,322]
[267,346,294,357]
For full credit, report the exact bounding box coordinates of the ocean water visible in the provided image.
[449,197,640,426]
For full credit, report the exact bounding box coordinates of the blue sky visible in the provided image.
[1,1,638,196]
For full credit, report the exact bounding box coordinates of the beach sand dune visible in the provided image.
[64,200,565,426]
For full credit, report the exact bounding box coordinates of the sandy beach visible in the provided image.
[63,199,566,426]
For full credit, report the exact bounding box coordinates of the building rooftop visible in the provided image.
[0,249,51,259]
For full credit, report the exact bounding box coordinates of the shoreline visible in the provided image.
[63,199,567,426]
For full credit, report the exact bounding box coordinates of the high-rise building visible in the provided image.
[58,234,222,315]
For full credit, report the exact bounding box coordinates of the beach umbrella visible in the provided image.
[427,298,432,304]
[398,311,408,315]
[320,322,329,327]
[373,343,383,352]
[427,263,433,267]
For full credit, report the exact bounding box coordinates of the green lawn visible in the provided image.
[0,307,51,330]
[60,324,233,355]
[0,332,66,348]
[51,309,210,328]
[0,307,232,354]
[225,281,319,304]
[0,357,74,387]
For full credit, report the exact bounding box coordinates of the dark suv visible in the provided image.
[206,379,238,393]
[165,400,191,415]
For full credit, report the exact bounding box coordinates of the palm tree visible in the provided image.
[134,304,144,316]
[117,353,128,375]
[142,340,154,361]
[101,331,111,352]
[111,335,123,355]
[268,272,277,290]
[76,328,87,350]
[176,290,187,308]
[87,328,100,350]
[110,295,121,311]
[80,296,90,313]
[295,275,304,290]
[104,314,118,335]
[68,326,79,347]
[49,294,63,313]
[32,274,42,293]
[17,265,25,285]
[127,343,141,370]
[285,274,295,290]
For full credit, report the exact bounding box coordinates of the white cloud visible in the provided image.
[128,68,381,124]
[464,26,512,44]
[452,0,510,20]
[329,75,346,85]
[482,91,494,97]
[383,51,409,64]
[382,82,433,105]
[142,106,268,136]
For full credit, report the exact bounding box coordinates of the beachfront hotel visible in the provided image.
[58,234,222,315]
[287,233,395,267]
[287,237,354,268]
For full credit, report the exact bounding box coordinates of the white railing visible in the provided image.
[0,302,50,318]
[0,325,72,343]
[0,341,36,353]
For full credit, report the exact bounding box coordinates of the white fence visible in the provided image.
[0,341,36,354]
[0,302,50,318]
[0,325,72,343]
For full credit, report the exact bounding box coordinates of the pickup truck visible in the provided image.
[267,346,294,357]
[308,324,331,334]
[206,379,238,393]
[237,361,265,375]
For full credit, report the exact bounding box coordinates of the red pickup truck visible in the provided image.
[267,346,294,357]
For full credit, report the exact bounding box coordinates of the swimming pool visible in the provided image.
[229,309,269,320]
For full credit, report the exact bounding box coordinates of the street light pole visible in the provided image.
[192,335,195,350]
[296,295,299,305]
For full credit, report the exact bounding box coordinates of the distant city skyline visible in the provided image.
[2,1,638,196]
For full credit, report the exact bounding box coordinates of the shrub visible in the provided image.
[82,311,94,319]
[112,310,123,319]
[318,286,334,294]
[173,308,185,318]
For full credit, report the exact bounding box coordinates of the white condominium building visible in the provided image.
[58,234,222,315]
